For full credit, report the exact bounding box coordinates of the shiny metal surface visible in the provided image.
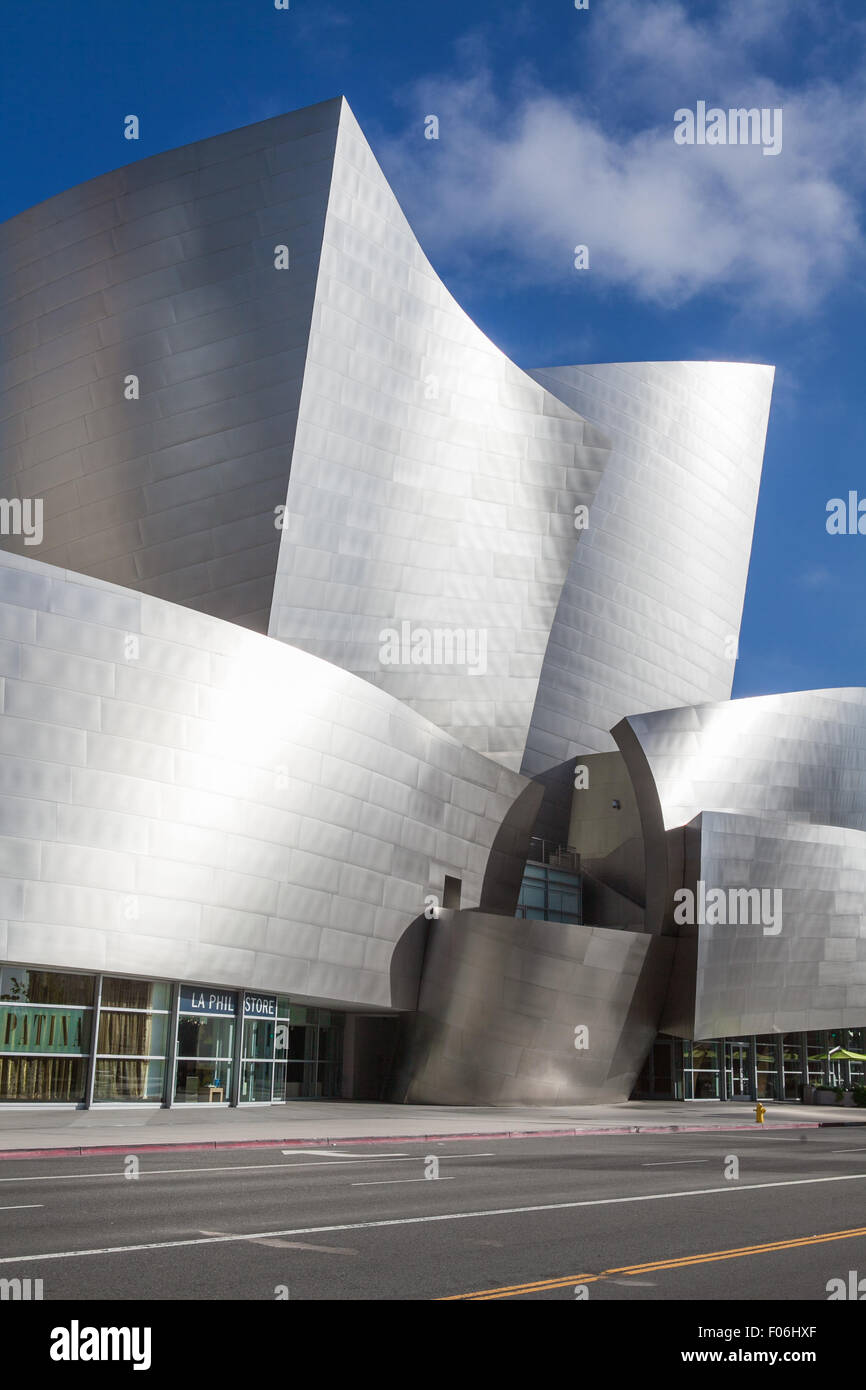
[0,98,344,633]
[624,688,866,833]
[620,691,866,1039]
[522,362,774,773]
[397,908,674,1104]
[694,810,866,1039]
[5,95,833,1104]
[0,97,615,772]
[0,548,527,1011]
[268,103,612,771]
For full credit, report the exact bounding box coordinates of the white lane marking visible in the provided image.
[0,1204,43,1211]
[351,1178,456,1187]
[641,1161,709,1167]
[4,1170,866,1265]
[0,1154,494,1184]
[830,1147,866,1154]
[280,1150,403,1158]
[199,1228,356,1254]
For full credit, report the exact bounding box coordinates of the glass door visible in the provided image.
[725,1041,751,1099]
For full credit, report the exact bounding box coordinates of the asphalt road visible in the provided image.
[1,1129,866,1301]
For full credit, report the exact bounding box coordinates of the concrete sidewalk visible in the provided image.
[1,1098,865,1157]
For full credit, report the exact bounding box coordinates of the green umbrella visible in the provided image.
[808,1046,866,1062]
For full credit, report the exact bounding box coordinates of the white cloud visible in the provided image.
[377,2,866,312]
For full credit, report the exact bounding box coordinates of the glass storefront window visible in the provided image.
[243,1018,275,1061]
[684,1040,721,1099]
[658,1028,866,1107]
[684,1069,720,1099]
[240,999,278,1102]
[94,976,171,1104]
[782,1034,804,1100]
[807,1030,830,1087]
[1,1005,92,1054]
[94,1060,165,1103]
[177,1015,234,1060]
[0,969,94,1006]
[0,1057,89,1103]
[0,970,349,1107]
[241,1061,273,1103]
[97,1011,169,1058]
[755,1035,779,1100]
[101,978,171,1011]
[174,988,236,1103]
[285,1061,317,1096]
[0,967,94,1103]
[175,1060,232,1102]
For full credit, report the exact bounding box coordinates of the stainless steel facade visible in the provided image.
[3,95,856,1108]
[620,692,866,1041]
[267,102,613,772]
[0,547,526,1012]
[522,362,774,773]
[0,97,344,633]
[396,909,674,1105]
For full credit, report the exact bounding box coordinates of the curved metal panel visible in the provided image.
[0,98,344,632]
[522,362,774,774]
[622,691,866,1038]
[624,688,866,832]
[694,811,866,1038]
[268,103,612,771]
[0,550,528,1011]
[398,908,674,1104]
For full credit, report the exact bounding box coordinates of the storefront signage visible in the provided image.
[0,1006,90,1055]
[244,994,276,1017]
[179,987,237,1016]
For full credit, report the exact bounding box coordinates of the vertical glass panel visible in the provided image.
[0,1056,88,1102]
[174,1061,231,1103]
[243,1018,275,1060]
[176,1016,234,1059]
[287,1024,314,1061]
[273,1063,287,1102]
[241,1061,273,1103]
[0,969,94,1006]
[94,1060,165,1102]
[0,1006,91,1055]
[101,978,171,1010]
[652,1042,673,1094]
[97,1012,169,1057]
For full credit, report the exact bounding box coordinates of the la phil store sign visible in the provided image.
[178,988,277,1018]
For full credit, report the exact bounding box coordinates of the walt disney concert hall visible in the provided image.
[1,96,864,1110]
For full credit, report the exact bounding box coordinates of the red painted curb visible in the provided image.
[0,1119,847,1161]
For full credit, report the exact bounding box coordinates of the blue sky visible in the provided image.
[2,0,864,700]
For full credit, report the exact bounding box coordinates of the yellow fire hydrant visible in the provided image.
[755,1101,766,1125]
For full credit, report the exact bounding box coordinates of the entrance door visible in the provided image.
[725,1041,751,1099]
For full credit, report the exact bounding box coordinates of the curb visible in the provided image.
[2,1118,865,1160]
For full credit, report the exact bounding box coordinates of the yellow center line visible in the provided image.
[439,1224,866,1299]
